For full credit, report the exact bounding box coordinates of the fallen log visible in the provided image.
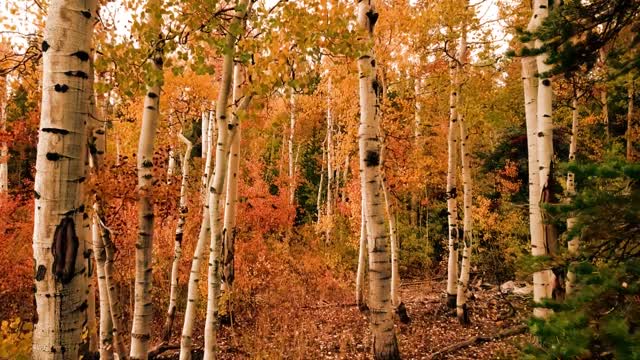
[429,324,528,359]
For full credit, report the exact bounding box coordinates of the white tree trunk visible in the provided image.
[356,197,367,310]
[445,46,460,309]
[131,29,164,359]
[288,89,296,205]
[163,133,192,342]
[220,63,250,323]
[627,77,634,161]
[357,1,400,358]
[202,110,215,197]
[566,92,578,296]
[92,209,114,359]
[202,111,209,159]
[0,75,8,194]
[32,0,95,357]
[178,209,210,360]
[317,139,326,224]
[532,0,556,318]
[325,77,334,242]
[204,3,250,358]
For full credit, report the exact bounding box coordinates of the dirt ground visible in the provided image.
[157,278,533,360]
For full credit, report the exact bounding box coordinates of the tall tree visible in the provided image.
[204,1,251,357]
[163,132,192,342]
[356,0,400,358]
[32,0,96,358]
[131,0,165,357]
[0,75,7,193]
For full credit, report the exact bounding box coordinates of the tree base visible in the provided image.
[395,302,411,324]
[457,303,470,325]
[446,293,457,309]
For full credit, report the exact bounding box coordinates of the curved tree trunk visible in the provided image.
[533,0,557,317]
[131,13,164,357]
[357,1,400,358]
[204,2,250,358]
[317,139,326,224]
[163,133,192,342]
[32,1,96,358]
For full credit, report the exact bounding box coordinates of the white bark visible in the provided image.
[288,89,296,205]
[163,133,192,342]
[627,77,634,161]
[531,0,555,318]
[221,63,249,321]
[382,175,400,310]
[566,93,578,296]
[32,0,95,357]
[0,75,8,194]
[445,44,460,309]
[357,1,400,358]
[92,208,114,359]
[202,111,209,159]
[317,139,326,224]
[326,77,334,222]
[131,18,164,357]
[204,2,250,358]
[356,197,367,310]
[202,110,215,198]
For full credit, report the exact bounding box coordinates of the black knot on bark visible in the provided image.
[54,84,69,93]
[542,79,551,86]
[366,10,379,29]
[42,41,50,52]
[46,152,64,161]
[365,150,380,167]
[64,71,89,79]
[71,51,90,62]
[35,265,47,281]
[80,10,91,19]
[147,92,158,99]
[52,217,79,284]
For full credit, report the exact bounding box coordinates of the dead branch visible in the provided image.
[429,324,528,359]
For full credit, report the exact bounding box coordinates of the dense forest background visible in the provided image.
[0,0,638,359]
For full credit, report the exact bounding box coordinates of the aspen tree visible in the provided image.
[445,36,461,310]
[357,0,400,358]
[356,197,368,311]
[627,77,635,161]
[288,89,296,205]
[131,0,165,356]
[533,0,556,316]
[521,0,549,319]
[221,63,251,323]
[317,139,326,224]
[180,103,216,360]
[163,133,192,342]
[32,0,96,358]
[566,91,578,296]
[326,77,334,241]
[0,75,8,193]
[204,1,251,358]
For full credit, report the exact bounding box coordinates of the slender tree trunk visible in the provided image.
[317,139,326,224]
[220,63,250,324]
[627,77,635,161]
[202,111,210,160]
[356,197,368,311]
[455,109,473,326]
[445,43,460,309]
[357,1,400,358]
[202,111,215,197]
[204,3,250,358]
[0,75,8,194]
[600,48,609,141]
[566,92,579,296]
[326,77,334,241]
[93,209,114,359]
[288,89,296,205]
[131,12,164,357]
[162,133,192,342]
[32,1,96,357]
[534,0,557,316]
[179,107,216,360]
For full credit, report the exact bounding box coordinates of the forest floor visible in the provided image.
[156,276,534,360]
